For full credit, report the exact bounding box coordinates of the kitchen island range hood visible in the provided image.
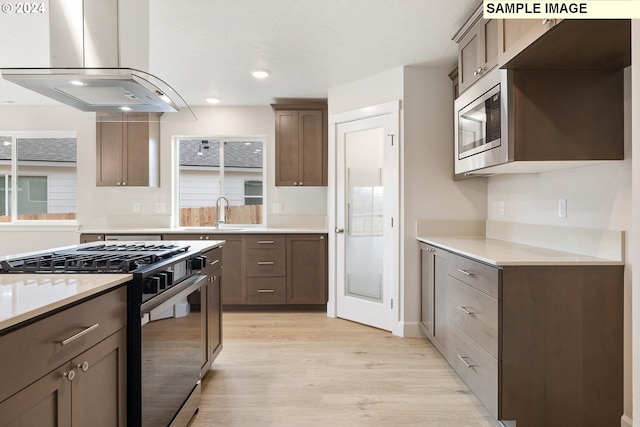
[2,67,182,114]
[1,0,195,120]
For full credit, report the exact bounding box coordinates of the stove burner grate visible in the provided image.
[0,243,191,273]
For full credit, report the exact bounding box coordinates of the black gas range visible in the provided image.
[0,241,211,427]
[0,242,207,301]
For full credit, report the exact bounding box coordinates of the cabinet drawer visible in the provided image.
[246,235,286,249]
[202,246,223,275]
[448,276,498,358]
[247,278,286,304]
[447,322,498,419]
[246,248,286,276]
[448,254,499,298]
[0,286,127,403]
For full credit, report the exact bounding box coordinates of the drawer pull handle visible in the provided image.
[59,323,100,346]
[258,240,275,244]
[458,355,477,368]
[257,289,275,293]
[457,269,474,276]
[210,259,220,266]
[258,261,275,265]
[457,306,475,316]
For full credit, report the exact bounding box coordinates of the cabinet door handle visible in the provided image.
[473,67,484,76]
[210,259,220,266]
[63,369,76,381]
[457,306,475,316]
[257,240,275,244]
[299,182,304,186]
[77,361,90,372]
[335,228,344,234]
[293,182,298,186]
[258,261,275,265]
[457,269,474,276]
[59,323,100,346]
[257,289,275,293]
[458,355,477,368]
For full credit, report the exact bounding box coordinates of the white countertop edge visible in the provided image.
[79,227,328,235]
[0,274,132,332]
[417,236,624,266]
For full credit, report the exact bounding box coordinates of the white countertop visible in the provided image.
[417,236,624,266]
[80,227,328,235]
[0,274,132,332]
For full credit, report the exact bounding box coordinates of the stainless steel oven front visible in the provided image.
[139,273,207,427]
[454,68,511,175]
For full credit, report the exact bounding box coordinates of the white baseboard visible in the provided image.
[621,415,632,427]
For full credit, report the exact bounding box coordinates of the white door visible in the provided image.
[334,107,399,331]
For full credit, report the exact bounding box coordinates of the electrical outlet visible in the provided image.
[133,203,140,213]
[499,201,505,216]
[272,202,282,214]
[155,202,166,214]
[558,198,567,218]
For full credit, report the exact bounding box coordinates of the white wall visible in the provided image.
[0,104,328,255]
[489,67,633,426]
[329,66,487,336]
[402,66,486,336]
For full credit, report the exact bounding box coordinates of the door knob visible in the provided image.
[335,227,344,234]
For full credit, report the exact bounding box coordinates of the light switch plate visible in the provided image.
[558,198,567,218]
[272,202,282,214]
[499,201,505,216]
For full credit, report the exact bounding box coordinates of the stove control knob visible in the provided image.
[161,270,174,288]
[190,256,207,270]
[157,272,169,290]
[143,276,160,294]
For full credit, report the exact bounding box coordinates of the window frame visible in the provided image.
[172,135,267,228]
[0,131,78,225]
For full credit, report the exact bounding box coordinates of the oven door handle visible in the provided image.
[140,274,207,318]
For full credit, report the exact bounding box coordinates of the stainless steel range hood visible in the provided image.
[1,0,194,120]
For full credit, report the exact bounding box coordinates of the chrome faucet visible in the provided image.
[215,196,231,229]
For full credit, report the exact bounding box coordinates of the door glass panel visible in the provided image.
[345,127,384,302]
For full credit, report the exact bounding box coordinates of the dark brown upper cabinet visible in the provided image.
[272,100,328,187]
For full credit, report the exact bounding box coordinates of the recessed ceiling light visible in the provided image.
[69,80,86,86]
[206,97,221,104]
[2,141,11,146]
[251,69,270,79]
[119,106,133,111]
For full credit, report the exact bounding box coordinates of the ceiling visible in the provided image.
[0,0,479,107]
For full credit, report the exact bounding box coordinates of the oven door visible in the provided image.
[140,274,207,427]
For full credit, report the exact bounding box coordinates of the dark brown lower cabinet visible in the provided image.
[500,265,624,427]
[215,235,245,305]
[0,287,127,426]
[286,234,327,304]
[420,247,624,427]
[200,245,223,377]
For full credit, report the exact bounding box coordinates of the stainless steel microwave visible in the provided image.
[454,68,511,175]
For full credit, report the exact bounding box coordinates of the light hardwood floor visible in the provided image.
[191,311,499,427]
